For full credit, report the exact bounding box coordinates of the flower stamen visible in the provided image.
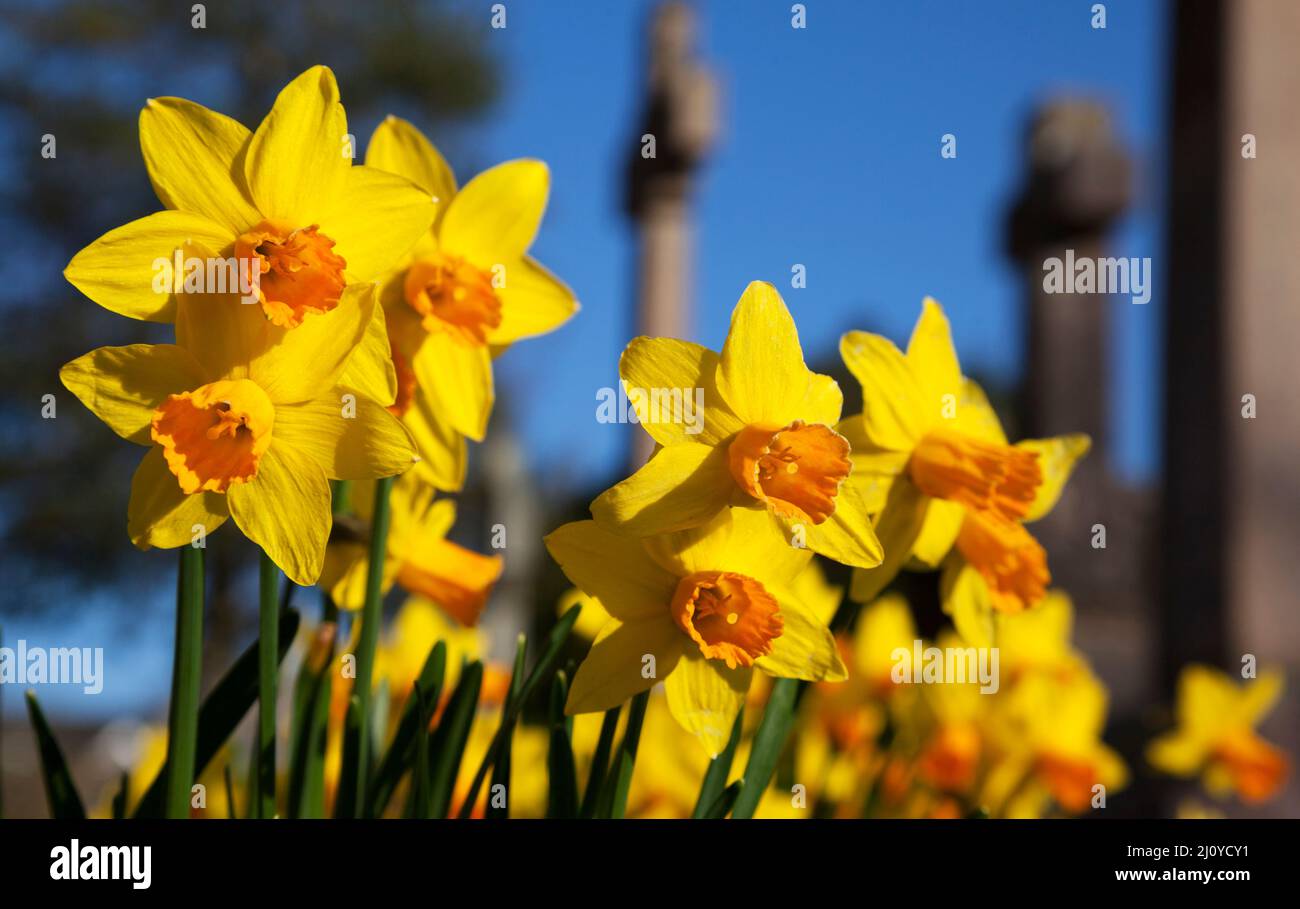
[727,420,851,524]
[236,219,346,328]
[403,253,502,346]
[151,379,275,494]
[670,571,783,669]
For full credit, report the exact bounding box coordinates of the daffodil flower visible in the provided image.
[66,65,435,328]
[1148,665,1290,803]
[544,507,846,756]
[363,116,579,487]
[60,286,416,585]
[985,669,1127,816]
[591,281,884,570]
[840,299,1088,644]
[320,470,502,624]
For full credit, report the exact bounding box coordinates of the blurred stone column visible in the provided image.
[625,1,717,469]
[1164,0,1300,815]
[1004,103,1158,726]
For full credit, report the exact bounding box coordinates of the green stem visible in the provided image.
[731,677,801,819]
[346,475,394,817]
[165,545,205,819]
[256,550,279,819]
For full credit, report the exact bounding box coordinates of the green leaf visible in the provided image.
[596,689,649,819]
[545,671,578,819]
[486,634,527,820]
[691,707,744,818]
[731,677,800,819]
[134,608,301,819]
[368,640,447,816]
[702,780,742,818]
[339,475,395,818]
[26,692,85,819]
[255,549,280,819]
[165,544,205,818]
[333,694,364,819]
[457,605,582,817]
[288,617,336,819]
[579,706,621,819]
[428,660,483,818]
[404,684,436,819]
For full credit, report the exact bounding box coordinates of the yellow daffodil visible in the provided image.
[545,507,846,756]
[61,286,416,584]
[592,281,883,570]
[915,639,988,796]
[65,66,435,345]
[841,298,1088,643]
[363,116,578,487]
[1148,665,1290,803]
[994,589,1086,683]
[986,669,1126,816]
[320,470,503,623]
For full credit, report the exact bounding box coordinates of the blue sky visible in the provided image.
[429,0,1168,490]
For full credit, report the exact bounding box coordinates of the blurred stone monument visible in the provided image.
[625,1,718,468]
[1163,0,1300,817]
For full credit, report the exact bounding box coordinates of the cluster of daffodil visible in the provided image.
[54,65,577,819]
[46,65,1288,821]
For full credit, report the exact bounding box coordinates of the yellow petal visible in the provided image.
[786,482,884,569]
[1146,731,1206,776]
[486,255,579,346]
[839,331,927,449]
[940,555,994,648]
[61,344,205,444]
[849,478,928,603]
[322,165,437,281]
[619,337,742,448]
[227,439,332,585]
[905,297,963,424]
[405,390,468,492]
[273,389,417,480]
[127,446,228,548]
[566,616,684,714]
[664,652,750,757]
[411,330,494,441]
[717,281,812,425]
[801,372,844,427]
[319,540,394,612]
[65,211,236,322]
[558,588,615,641]
[646,507,813,590]
[338,297,398,406]
[543,520,678,622]
[440,159,549,268]
[755,593,846,682]
[590,442,733,536]
[907,497,964,568]
[244,66,349,224]
[365,115,457,217]
[837,417,910,513]
[139,97,261,233]
[1017,434,1091,522]
[953,378,1007,444]
[247,283,376,404]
